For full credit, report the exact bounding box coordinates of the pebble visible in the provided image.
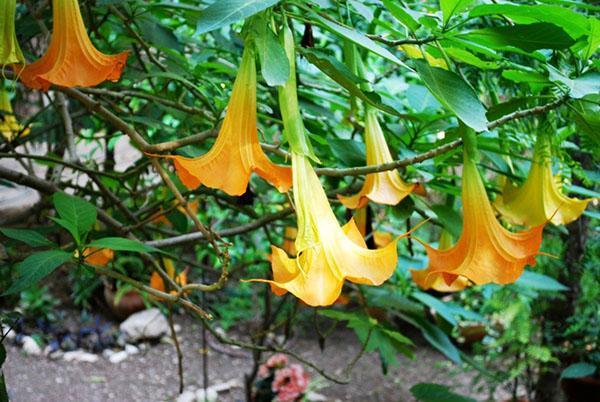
[63,350,99,363]
[109,350,129,364]
[176,390,197,402]
[102,349,115,359]
[196,388,218,402]
[48,350,64,360]
[21,336,42,356]
[1,325,15,341]
[125,344,139,355]
[119,308,169,342]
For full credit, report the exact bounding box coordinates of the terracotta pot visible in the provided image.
[459,323,487,345]
[103,285,145,320]
[561,376,600,402]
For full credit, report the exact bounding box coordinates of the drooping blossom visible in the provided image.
[338,107,415,209]
[494,133,593,226]
[411,147,544,290]
[150,259,188,299]
[0,0,25,68]
[83,247,114,267]
[0,87,29,141]
[20,0,128,90]
[156,47,291,196]
[271,364,310,402]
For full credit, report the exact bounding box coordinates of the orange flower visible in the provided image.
[157,48,291,196]
[20,0,128,90]
[495,134,593,226]
[338,107,415,209]
[281,226,297,257]
[411,152,544,290]
[150,259,188,299]
[83,247,114,267]
[1,0,25,67]
[353,206,394,249]
[251,153,399,306]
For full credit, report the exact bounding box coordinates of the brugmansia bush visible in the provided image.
[0,0,598,401]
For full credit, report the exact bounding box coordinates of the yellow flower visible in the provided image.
[0,0,25,67]
[150,259,188,300]
[20,0,128,90]
[338,107,415,209]
[158,48,292,196]
[495,134,592,226]
[251,153,399,306]
[411,152,544,290]
[353,206,394,249]
[0,87,28,141]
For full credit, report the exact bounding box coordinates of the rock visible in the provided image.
[119,308,168,342]
[102,349,115,359]
[176,391,197,402]
[109,350,129,364]
[210,379,241,393]
[195,388,218,402]
[22,336,42,356]
[306,392,328,401]
[125,344,139,355]
[63,350,99,363]
[174,324,182,333]
[48,351,64,361]
[2,325,15,341]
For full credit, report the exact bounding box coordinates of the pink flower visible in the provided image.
[258,363,270,378]
[266,353,289,369]
[272,364,310,402]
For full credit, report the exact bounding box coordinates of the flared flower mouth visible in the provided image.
[338,107,415,209]
[157,48,292,196]
[494,134,593,227]
[0,0,25,68]
[19,0,128,91]
[249,153,399,306]
[411,153,544,291]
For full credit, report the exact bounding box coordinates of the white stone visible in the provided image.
[210,379,241,393]
[306,392,328,401]
[102,349,115,359]
[174,324,182,333]
[176,391,197,402]
[21,336,42,356]
[109,350,129,364]
[125,344,139,355]
[119,308,169,342]
[63,350,99,363]
[195,388,218,402]
[48,350,64,360]
[1,325,15,341]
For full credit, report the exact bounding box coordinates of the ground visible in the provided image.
[4,315,492,402]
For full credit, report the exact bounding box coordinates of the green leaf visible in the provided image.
[86,237,160,254]
[195,0,281,35]
[572,94,600,145]
[0,228,55,248]
[583,17,600,59]
[382,0,419,32]
[3,250,73,295]
[413,315,462,364]
[255,24,290,87]
[548,67,600,99]
[411,383,476,402]
[502,70,550,84]
[329,138,366,167]
[465,23,576,53]
[561,363,597,379]
[53,192,97,244]
[440,0,476,26]
[430,204,462,238]
[315,15,411,71]
[415,60,488,132]
[413,291,457,326]
[515,271,568,292]
[444,47,499,70]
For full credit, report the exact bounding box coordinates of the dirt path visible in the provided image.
[4,318,483,402]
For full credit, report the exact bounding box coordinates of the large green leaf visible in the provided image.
[413,291,458,326]
[195,0,281,35]
[411,383,476,402]
[255,23,290,87]
[548,67,600,99]
[3,250,73,295]
[440,0,476,26]
[0,228,55,248]
[515,271,568,292]
[465,23,576,53]
[382,0,419,32]
[414,59,488,132]
[561,363,597,379]
[53,192,97,244]
[86,237,161,254]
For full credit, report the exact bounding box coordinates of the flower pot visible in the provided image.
[103,285,145,320]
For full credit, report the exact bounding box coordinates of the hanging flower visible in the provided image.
[20,0,128,91]
[150,259,188,299]
[410,230,469,292]
[155,48,292,196]
[338,107,415,209]
[281,227,297,257]
[0,0,25,68]
[494,134,592,226]
[83,247,114,267]
[251,153,399,306]
[411,149,544,290]
[353,206,394,249]
[0,87,29,141]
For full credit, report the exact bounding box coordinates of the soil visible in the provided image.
[4,315,492,402]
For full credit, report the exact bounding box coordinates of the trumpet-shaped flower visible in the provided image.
[494,134,592,226]
[0,0,25,67]
[83,247,114,267]
[251,153,399,306]
[20,0,128,90]
[1,87,28,141]
[150,259,188,299]
[158,48,292,196]
[338,107,415,209]
[411,154,544,290]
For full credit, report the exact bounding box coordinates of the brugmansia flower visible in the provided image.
[494,134,592,226]
[150,259,188,299]
[157,48,292,196]
[0,0,25,67]
[410,230,470,292]
[251,153,399,306]
[83,247,114,267]
[0,87,28,141]
[20,0,128,90]
[353,206,394,249]
[338,107,415,209]
[411,150,544,290]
